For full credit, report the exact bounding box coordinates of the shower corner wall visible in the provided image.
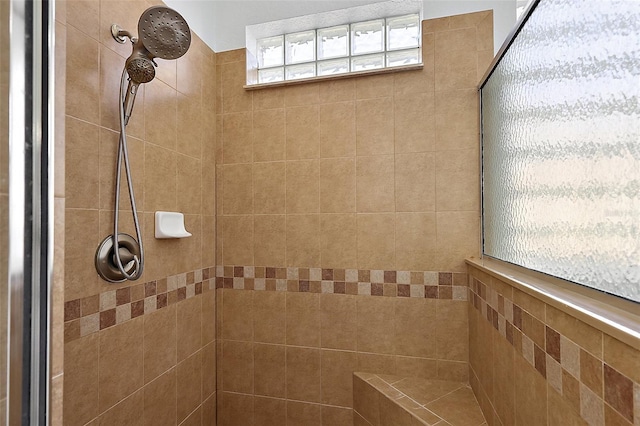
[56,0,218,425]
[214,10,494,425]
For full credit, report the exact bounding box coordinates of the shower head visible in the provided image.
[138,6,191,60]
[117,5,191,124]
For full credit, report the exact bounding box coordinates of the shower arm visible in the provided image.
[111,24,137,44]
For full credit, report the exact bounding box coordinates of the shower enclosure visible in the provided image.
[1,0,54,424]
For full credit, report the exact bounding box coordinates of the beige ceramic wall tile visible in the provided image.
[66,25,100,124]
[221,61,253,114]
[603,335,640,383]
[435,89,479,151]
[286,214,320,267]
[176,39,203,99]
[319,79,356,103]
[436,211,479,272]
[435,300,468,361]
[221,392,254,425]
[434,27,479,91]
[320,294,357,351]
[144,143,177,212]
[222,215,254,265]
[176,154,202,214]
[66,0,99,39]
[254,343,286,398]
[286,347,322,402]
[286,160,319,213]
[253,86,285,110]
[320,213,357,269]
[143,305,177,384]
[222,289,254,341]
[253,161,285,214]
[356,155,395,213]
[492,334,515,426]
[253,291,286,344]
[65,117,100,209]
[395,152,436,212]
[253,108,286,162]
[176,93,203,158]
[546,305,603,357]
[284,83,319,107]
[202,216,217,266]
[286,105,320,160]
[65,209,100,301]
[286,292,321,347]
[356,74,394,100]
[254,396,286,426]
[356,97,394,156]
[357,296,395,354]
[254,214,286,267]
[98,317,144,412]
[223,163,253,214]
[176,351,203,423]
[514,350,548,425]
[395,212,437,271]
[321,349,358,407]
[356,213,395,270]
[221,340,254,394]
[141,212,178,282]
[177,296,202,362]
[319,101,356,158]
[202,342,217,399]
[320,158,356,213]
[63,334,99,426]
[222,112,253,164]
[435,148,480,212]
[394,92,436,154]
[144,79,178,151]
[393,298,436,358]
[98,390,144,426]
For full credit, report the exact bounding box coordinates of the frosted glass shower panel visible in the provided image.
[481,0,640,301]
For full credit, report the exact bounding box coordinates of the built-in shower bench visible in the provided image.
[353,372,487,426]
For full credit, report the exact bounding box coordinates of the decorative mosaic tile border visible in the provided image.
[215,265,469,300]
[469,272,640,426]
[64,267,216,343]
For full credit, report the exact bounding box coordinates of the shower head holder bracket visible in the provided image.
[111,24,135,44]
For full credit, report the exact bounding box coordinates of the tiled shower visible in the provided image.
[55,1,640,426]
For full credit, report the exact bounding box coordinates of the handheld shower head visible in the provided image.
[120,6,191,124]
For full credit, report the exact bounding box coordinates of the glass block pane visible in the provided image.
[386,48,421,67]
[317,58,349,76]
[258,67,284,84]
[351,19,384,55]
[351,53,384,72]
[317,25,349,60]
[257,35,284,68]
[285,30,316,64]
[285,63,316,80]
[387,14,420,50]
[481,0,640,302]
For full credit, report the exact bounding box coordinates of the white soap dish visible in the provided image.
[155,211,192,239]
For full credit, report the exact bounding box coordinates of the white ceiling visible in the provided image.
[165,0,517,54]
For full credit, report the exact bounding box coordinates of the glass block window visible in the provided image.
[255,14,421,84]
[481,0,640,302]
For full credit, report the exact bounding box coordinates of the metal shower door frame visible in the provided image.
[7,0,54,424]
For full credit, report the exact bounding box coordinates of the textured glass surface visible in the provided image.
[387,14,420,50]
[258,67,284,83]
[317,58,349,76]
[482,0,640,302]
[386,48,420,67]
[351,53,384,71]
[351,19,384,55]
[285,31,316,64]
[257,35,283,68]
[285,63,316,80]
[318,25,349,60]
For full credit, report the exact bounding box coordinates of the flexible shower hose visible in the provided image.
[112,68,144,280]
